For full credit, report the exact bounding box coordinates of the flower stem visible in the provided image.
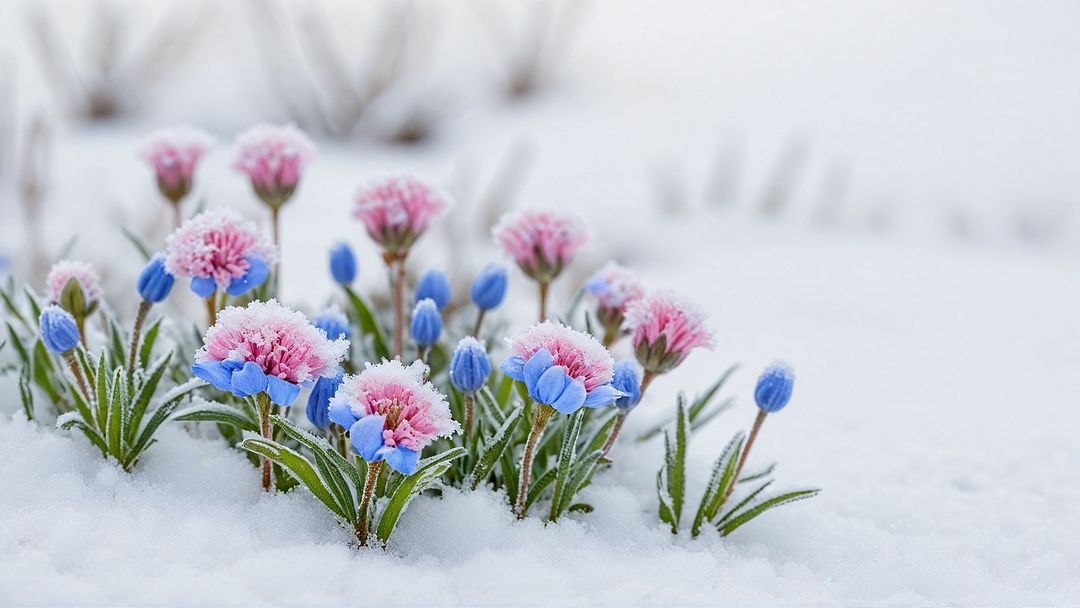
[516,403,556,519]
[472,309,486,338]
[127,300,151,378]
[357,460,384,546]
[171,201,182,229]
[464,391,475,445]
[538,281,549,322]
[63,351,92,405]
[271,206,281,296]
[600,371,656,457]
[205,293,217,327]
[256,392,273,491]
[390,254,407,358]
[720,409,768,506]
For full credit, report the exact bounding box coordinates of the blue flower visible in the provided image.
[501,348,626,414]
[415,269,451,310]
[191,359,303,406]
[329,241,357,286]
[306,367,344,430]
[136,254,175,303]
[39,305,80,355]
[611,360,641,412]
[313,308,351,340]
[410,298,442,347]
[449,337,491,393]
[349,415,419,474]
[754,362,795,413]
[470,264,507,311]
[188,255,269,299]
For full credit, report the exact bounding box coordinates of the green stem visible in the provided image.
[720,410,768,506]
[472,309,486,338]
[357,460,384,546]
[516,403,556,519]
[257,393,273,491]
[205,293,217,327]
[464,391,474,446]
[127,300,151,380]
[538,281,549,322]
[601,371,656,457]
[63,351,92,406]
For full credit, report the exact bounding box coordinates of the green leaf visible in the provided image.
[271,416,360,519]
[524,467,557,513]
[173,400,259,433]
[499,442,519,502]
[662,399,690,530]
[691,430,746,536]
[476,386,508,426]
[56,412,108,456]
[23,286,43,322]
[718,488,821,537]
[107,368,125,457]
[120,226,154,261]
[583,410,619,454]
[0,288,28,329]
[738,462,776,484]
[6,322,29,366]
[127,353,172,443]
[375,448,466,544]
[106,316,126,371]
[688,364,739,420]
[59,277,86,319]
[568,503,593,514]
[555,449,603,518]
[469,405,523,490]
[657,468,676,530]
[342,287,391,360]
[715,480,774,527]
[19,366,34,420]
[550,409,586,519]
[240,434,347,519]
[138,317,163,369]
[31,339,61,404]
[637,365,739,441]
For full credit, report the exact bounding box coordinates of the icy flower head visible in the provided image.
[624,290,715,375]
[164,208,278,298]
[39,305,80,355]
[587,262,645,312]
[755,362,795,414]
[192,300,348,406]
[139,126,214,203]
[501,321,624,414]
[353,175,449,255]
[611,360,642,412]
[232,123,315,208]
[492,209,590,283]
[450,336,491,393]
[313,305,351,341]
[327,359,459,474]
[45,260,103,307]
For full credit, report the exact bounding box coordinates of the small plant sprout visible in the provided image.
[191,300,348,490]
[470,263,508,336]
[586,262,645,347]
[45,260,102,344]
[139,126,215,227]
[449,336,492,443]
[329,241,358,287]
[493,209,589,321]
[232,123,316,250]
[353,175,450,356]
[415,269,451,311]
[164,208,278,326]
[501,321,624,518]
[410,298,442,361]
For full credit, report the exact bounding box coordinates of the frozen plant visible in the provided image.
[45,259,102,344]
[140,126,215,228]
[586,262,645,347]
[469,263,508,337]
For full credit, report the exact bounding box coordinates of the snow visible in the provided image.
[2,0,1080,605]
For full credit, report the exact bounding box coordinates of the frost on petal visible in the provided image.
[492,209,590,280]
[623,290,714,369]
[45,260,103,304]
[164,208,278,290]
[505,321,615,392]
[352,175,450,252]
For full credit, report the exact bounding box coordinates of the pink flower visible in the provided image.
[505,321,614,393]
[45,260,103,306]
[193,300,348,406]
[233,123,315,207]
[164,208,278,297]
[587,262,645,312]
[327,359,458,474]
[352,175,450,255]
[492,209,590,282]
[624,290,715,374]
[140,126,214,203]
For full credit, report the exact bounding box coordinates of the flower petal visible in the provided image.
[191,361,232,391]
[226,255,269,296]
[551,378,587,414]
[582,384,626,408]
[349,415,387,462]
[190,276,217,298]
[500,355,526,381]
[535,366,571,404]
[266,375,301,407]
[328,400,359,429]
[230,361,268,397]
[523,348,554,391]
[382,446,419,475]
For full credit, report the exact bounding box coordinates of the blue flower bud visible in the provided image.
[313,307,351,340]
[611,360,642,411]
[470,264,507,311]
[415,269,451,310]
[410,298,442,347]
[754,362,795,413]
[306,367,344,430]
[329,242,357,286]
[136,254,175,303]
[39,304,80,354]
[449,336,491,393]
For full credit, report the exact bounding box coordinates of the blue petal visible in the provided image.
[221,359,243,372]
[500,356,527,381]
[226,256,270,296]
[328,401,359,429]
[230,361,268,397]
[349,415,388,462]
[550,378,587,414]
[382,446,419,475]
[523,349,554,394]
[535,365,570,404]
[582,384,626,408]
[266,376,301,407]
[190,276,217,298]
[191,361,233,391]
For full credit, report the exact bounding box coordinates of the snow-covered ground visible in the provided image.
[1,1,1079,606]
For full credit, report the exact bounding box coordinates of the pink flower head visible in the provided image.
[164,208,278,298]
[501,321,624,414]
[45,260,103,308]
[492,209,590,283]
[587,262,646,344]
[232,123,315,208]
[624,290,715,375]
[139,126,214,203]
[327,359,458,474]
[193,299,348,406]
[352,175,450,256]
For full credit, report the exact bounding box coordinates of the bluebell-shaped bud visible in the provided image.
[449,336,491,393]
[611,360,642,412]
[415,269,451,310]
[754,362,795,413]
[313,307,351,340]
[39,304,80,354]
[225,255,269,297]
[329,241,357,286]
[410,298,442,347]
[470,264,507,311]
[136,254,175,303]
[306,367,344,430]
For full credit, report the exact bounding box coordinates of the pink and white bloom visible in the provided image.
[45,260,103,307]
[233,123,315,207]
[492,209,590,283]
[587,262,645,341]
[164,208,278,298]
[327,359,459,474]
[352,175,450,255]
[624,290,715,374]
[140,126,215,203]
[192,299,348,406]
[501,321,624,414]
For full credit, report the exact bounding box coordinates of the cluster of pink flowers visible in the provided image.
[164,208,278,297]
[45,260,103,305]
[492,209,590,282]
[624,290,715,375]
[353,175,450,255]
[233,123,315,207]
[139,126,215,203]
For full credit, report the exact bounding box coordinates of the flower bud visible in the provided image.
[449,336,491,393]
[611,360,642,412]
[313,306,351,341]
[136,254,175,303]
[329,242,357,286]
[415,269,451,311]
[39,305,80,355]
[754,363,795,413]
[470,264,508,311]
[410,298,442,347]
[306,367,345,430]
